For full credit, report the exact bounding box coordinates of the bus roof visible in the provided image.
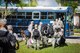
[0,6,69,10]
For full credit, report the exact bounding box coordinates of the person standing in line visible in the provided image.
[58,18,64,28]
[38,22,43,33]
[0,19,8,53]
[53,21,57,32]
[52,19,61,47]
[24,27,31,45]
[20,29,26,41]
[7,25,19,40]
[32,24,40,50]
[7,25,19,53]
[38,22,43,40]
[28,21,34,38]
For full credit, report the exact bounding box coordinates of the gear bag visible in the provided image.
[24,30,31,37]
[0,31,9,47]
[33,29,39,36]
[41,24,49,35]
[33,29,40,39]
[9,33,19,50]
[48,25,54,35]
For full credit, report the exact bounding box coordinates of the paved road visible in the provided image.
[37,0,59,7]
[66,39,80,43]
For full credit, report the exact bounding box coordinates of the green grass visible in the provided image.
[74,29,80,33]
[17,41,80,53]
[74,33,80,36]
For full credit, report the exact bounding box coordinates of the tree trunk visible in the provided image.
[4,1,8,19]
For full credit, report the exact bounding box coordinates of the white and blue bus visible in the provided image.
[0,6,73,37]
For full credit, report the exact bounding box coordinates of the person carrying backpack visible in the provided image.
[7,25,19,53]
[41,24,49,36]
[41,24,48,47]
[38,22,43,40]
[32,24,40,50]
[24,29,31,39]
[0,19,19,53]
[48,24,54,38]
[0,19,9,53]
[24,28,31,45]
[28,21,34,38]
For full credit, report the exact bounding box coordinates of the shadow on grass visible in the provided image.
[39,44,52,49]
[39,43,68,50]
[58,43,68,47]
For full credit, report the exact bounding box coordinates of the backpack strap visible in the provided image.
[4,31,9,37]
[0,31,9,40]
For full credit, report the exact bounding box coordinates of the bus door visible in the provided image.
[32,11,40,24]
[56,12,65,21]
[56,12,68,37]
[66,13,74,37]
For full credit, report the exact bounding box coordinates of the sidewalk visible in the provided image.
[66,39,80,43]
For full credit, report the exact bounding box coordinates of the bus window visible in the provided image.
[9,12,17,19]
[26,12,32,19]
[17,12,25,19]
[26,16,32,19]
[41,12,47,15]
[41,12,47,19]
[17,12,25,16]
[11,12,17,15]
[41,16,47,19]
[32,11,40,19]
[6,15,13,19]
[17,16,25,19]
[34,15,39,19]
[33,13,39,19]
[56,13,65,21]
[48,16,54,19]
[48,12,54,19]
[26,12,32,15]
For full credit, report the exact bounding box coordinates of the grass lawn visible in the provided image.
[74,33,80,36]
[17,41,80,53]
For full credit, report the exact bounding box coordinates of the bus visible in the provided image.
[0,6,73,37]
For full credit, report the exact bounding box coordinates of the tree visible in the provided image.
[56,0,61,4]
[0,0,37,18]
[16,0,37,7]
[28,0,37,7]
[56,0,78,12]
[62,1,78,12]
[0,9,12,18]
[16,1,28,7]
[1,0,21,18]
[0,0,1,3]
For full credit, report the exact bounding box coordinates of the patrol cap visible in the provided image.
[31,21,34,23]
[39,22,42,25]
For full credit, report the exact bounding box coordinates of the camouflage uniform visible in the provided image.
[28,21,34,38]
[52,20,62,46]
[42,36,48,47]
[33,38,40,50]
[32,24,40,50]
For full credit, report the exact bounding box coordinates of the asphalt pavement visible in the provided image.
[66,39,80,43]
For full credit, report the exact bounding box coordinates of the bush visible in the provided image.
[74,29,80,33]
